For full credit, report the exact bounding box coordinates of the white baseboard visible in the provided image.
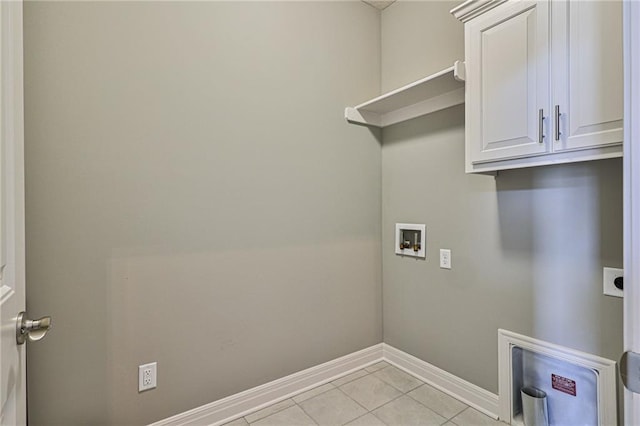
[151,343,500,426]
[382,344,500,419]
[150,344,384,426]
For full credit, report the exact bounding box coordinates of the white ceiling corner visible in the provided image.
[361,1,397,11]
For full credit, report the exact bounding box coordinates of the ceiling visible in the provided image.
[362,1,397,11]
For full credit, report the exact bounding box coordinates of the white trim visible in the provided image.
[624,0,640,423]
[151,344,502,426]
[150,344,383,426]
[382,344,500,419]
[497,330,617,426]
[0,0,26,424]
[0,284,13,304]
[450,0,508,23]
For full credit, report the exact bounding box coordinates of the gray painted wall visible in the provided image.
[23,2,382,424]
[381,0,623,394]
[23,0,624,423]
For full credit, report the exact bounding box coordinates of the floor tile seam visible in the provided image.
[367,392,405,415]
[334,385,372,413]
[448,406,471,424]
[372,370,424,395]
[383,362,431,383]
[243,398,295,424]
[449,405,471,424]
[344,411,390,426]
[368,406,395,426]
[370,370,399,392]
[293,383,337,404]
[293,399,321,426]
[337,369,409,409]
[398,390,457,423]
[366,410,393,426]
[369,361,391,372]
[403,384,471,421]
[366,361,389,371]
[244,369,375,425]
[441,404,469,422]
[332,369,373,387]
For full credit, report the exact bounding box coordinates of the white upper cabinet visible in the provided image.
[465,0,550,164]
[453,0,623,173]
[551,0,623,152]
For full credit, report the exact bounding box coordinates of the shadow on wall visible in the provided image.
[495,158,623,359]
[382,104,465,151]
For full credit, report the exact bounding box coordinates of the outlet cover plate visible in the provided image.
[139,362,157,392]
[439,249,451,269]
[603,267,623,298]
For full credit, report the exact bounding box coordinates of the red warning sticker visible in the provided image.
[552,374,577,396]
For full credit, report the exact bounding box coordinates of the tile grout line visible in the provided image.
[236,365,478,426]
[343,411,383,426]
[332,383,403,426]
[337,366,441,424]
[365,392,406,416]
[372,370,423,394]
[332,370,371,387]
[399,384,467,423]
[244,366,370,424]
[293,400,320,426]
[445,405,470,422]
[335,384,372,413]
[447,406,470,423]
[246,368,376,426]
[292,382,336,405]
[243,399,295,425]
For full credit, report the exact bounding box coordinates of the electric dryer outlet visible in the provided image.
[603,267,623,298]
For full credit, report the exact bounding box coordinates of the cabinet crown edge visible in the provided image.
[450,0,509,22]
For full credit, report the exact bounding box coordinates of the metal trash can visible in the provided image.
[521,386,549,426]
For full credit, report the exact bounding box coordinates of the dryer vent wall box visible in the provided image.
[395,223,426,258]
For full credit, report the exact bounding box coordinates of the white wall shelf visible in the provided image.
[345,61,465,128]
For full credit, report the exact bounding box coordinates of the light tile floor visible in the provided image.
[222,362,502,426]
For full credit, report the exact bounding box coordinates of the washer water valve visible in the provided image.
[395,223,426,258]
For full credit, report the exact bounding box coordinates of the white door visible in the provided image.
[623,0,640,423]
[551,0,623,152]
[0,1,26,425]
[465,0,550,165]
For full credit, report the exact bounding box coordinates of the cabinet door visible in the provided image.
[466,0,550,166]
[551,0,623,152]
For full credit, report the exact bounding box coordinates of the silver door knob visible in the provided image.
[16,311,51,345]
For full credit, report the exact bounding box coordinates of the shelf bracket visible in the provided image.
[454,60,466,82]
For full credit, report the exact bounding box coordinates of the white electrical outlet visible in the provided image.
[138,362,157,392]
[440,249,451,269]
[603,267,623,298]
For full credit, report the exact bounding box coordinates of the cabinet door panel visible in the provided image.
[552,0,623,151]
[466,0,550,165]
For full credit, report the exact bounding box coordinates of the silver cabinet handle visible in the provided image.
[538,109,545,144]
[16,311,52,345]
[554,105,561,141]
